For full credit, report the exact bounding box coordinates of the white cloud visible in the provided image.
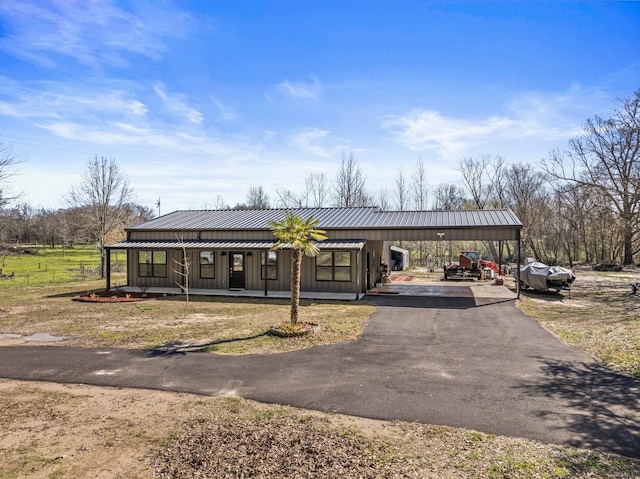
[383,110,515,155]
[153,84,204,124]
[274,77,322,100]
[289,128,350,158]
[0,0,191,69]
[382,87,611,157]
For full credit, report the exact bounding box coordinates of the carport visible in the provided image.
[367,209,523,297]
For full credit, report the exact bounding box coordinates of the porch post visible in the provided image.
[516,229,521,299]
[106,247,111,291]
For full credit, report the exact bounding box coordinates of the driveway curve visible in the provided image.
[0,288,638,458]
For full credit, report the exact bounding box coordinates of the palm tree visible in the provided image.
[270,211,327,326]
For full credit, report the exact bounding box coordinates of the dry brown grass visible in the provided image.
[2,380,639,479]
[517,267,640,379]
[0,280,374,354]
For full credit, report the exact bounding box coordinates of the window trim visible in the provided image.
[199,251,215,279]
[261,250,278,280]
[138,250,167,278]
[315,251,352,282]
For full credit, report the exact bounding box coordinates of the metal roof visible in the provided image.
[128,207,522,231]
[109,239,366,250]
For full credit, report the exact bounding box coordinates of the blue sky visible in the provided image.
[0,1,638,212]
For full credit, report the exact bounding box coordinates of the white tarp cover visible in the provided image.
[516,261,575,291]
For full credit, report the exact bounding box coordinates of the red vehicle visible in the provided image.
[444,251,500,280]
[444,250,482,280]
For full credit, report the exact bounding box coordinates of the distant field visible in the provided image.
[0,246,127,289]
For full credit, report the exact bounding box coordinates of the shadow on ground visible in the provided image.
[148,331,270,356]
[519,358,640,459]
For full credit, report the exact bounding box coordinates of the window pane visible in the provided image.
[334,267,351,281]
[261,252,277,280]
[153,251,166,265]
[200,251,214,265]
[316,252,333,266]
[316,266,333,281]
[201,264,214,279]
[334,251,351,266]
[139,250,152,264]
[267,265,277,280]
[139,263,152,277]
[232,254,243,272]
[154,264,167,277]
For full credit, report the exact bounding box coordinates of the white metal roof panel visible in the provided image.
[127,207,522,231]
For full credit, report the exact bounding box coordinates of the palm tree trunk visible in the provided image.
[290,248,301,325]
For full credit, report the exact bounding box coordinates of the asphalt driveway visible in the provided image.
[0,286,638,458]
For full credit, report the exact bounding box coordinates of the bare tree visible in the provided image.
[503,163,549,260]
[332,152,371,207]
[305,173,330,207]
[544,89,640,264]
[204,195,229,210]
[0,142,20,211]
[66,156,135,278]
[458,155,496,209]
[393,170,410,211]
[245,185,270,209]
[276,188,309,208]
[411,157,429,210]
[173,235,191,316]
[377,187,391,210]
[432,183,467,210]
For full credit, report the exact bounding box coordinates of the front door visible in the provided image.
[229,252,245,289]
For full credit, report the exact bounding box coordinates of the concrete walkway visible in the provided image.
[0,286,638,458]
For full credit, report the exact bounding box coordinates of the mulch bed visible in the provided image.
[268,322,320,337]
[153,416,417,478]
[73,295,147,303]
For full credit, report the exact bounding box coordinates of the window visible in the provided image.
[138,250,167,277]
[316,251,351,282]
[200,251,215,279]
[261,251,277,280]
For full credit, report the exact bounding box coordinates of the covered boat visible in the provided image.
[515,261,575,292]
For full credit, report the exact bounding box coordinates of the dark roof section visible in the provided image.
[128,207,522,231]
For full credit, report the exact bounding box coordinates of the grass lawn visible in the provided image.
[0,245,117,288]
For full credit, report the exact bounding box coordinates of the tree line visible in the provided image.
[1,89,639,268]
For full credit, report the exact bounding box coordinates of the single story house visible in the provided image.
[107,207,522,297]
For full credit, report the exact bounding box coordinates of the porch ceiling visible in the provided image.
[108,239,366,251]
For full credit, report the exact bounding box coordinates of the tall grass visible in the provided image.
[0,246,126,289]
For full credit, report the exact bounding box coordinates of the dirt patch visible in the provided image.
[2,379,639,479]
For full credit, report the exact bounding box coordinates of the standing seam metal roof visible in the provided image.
[127,207,522,231]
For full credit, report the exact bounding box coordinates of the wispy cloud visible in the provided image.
[383,110,515,155]
[153,84,204,124]
[383,87,607,156]
[0,0,191,69]
[0,78,147,120]
[273,77,322,100]
[289,127,350,158]
[0,78,254,158]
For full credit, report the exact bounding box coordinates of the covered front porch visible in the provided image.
[115,285,366,301]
